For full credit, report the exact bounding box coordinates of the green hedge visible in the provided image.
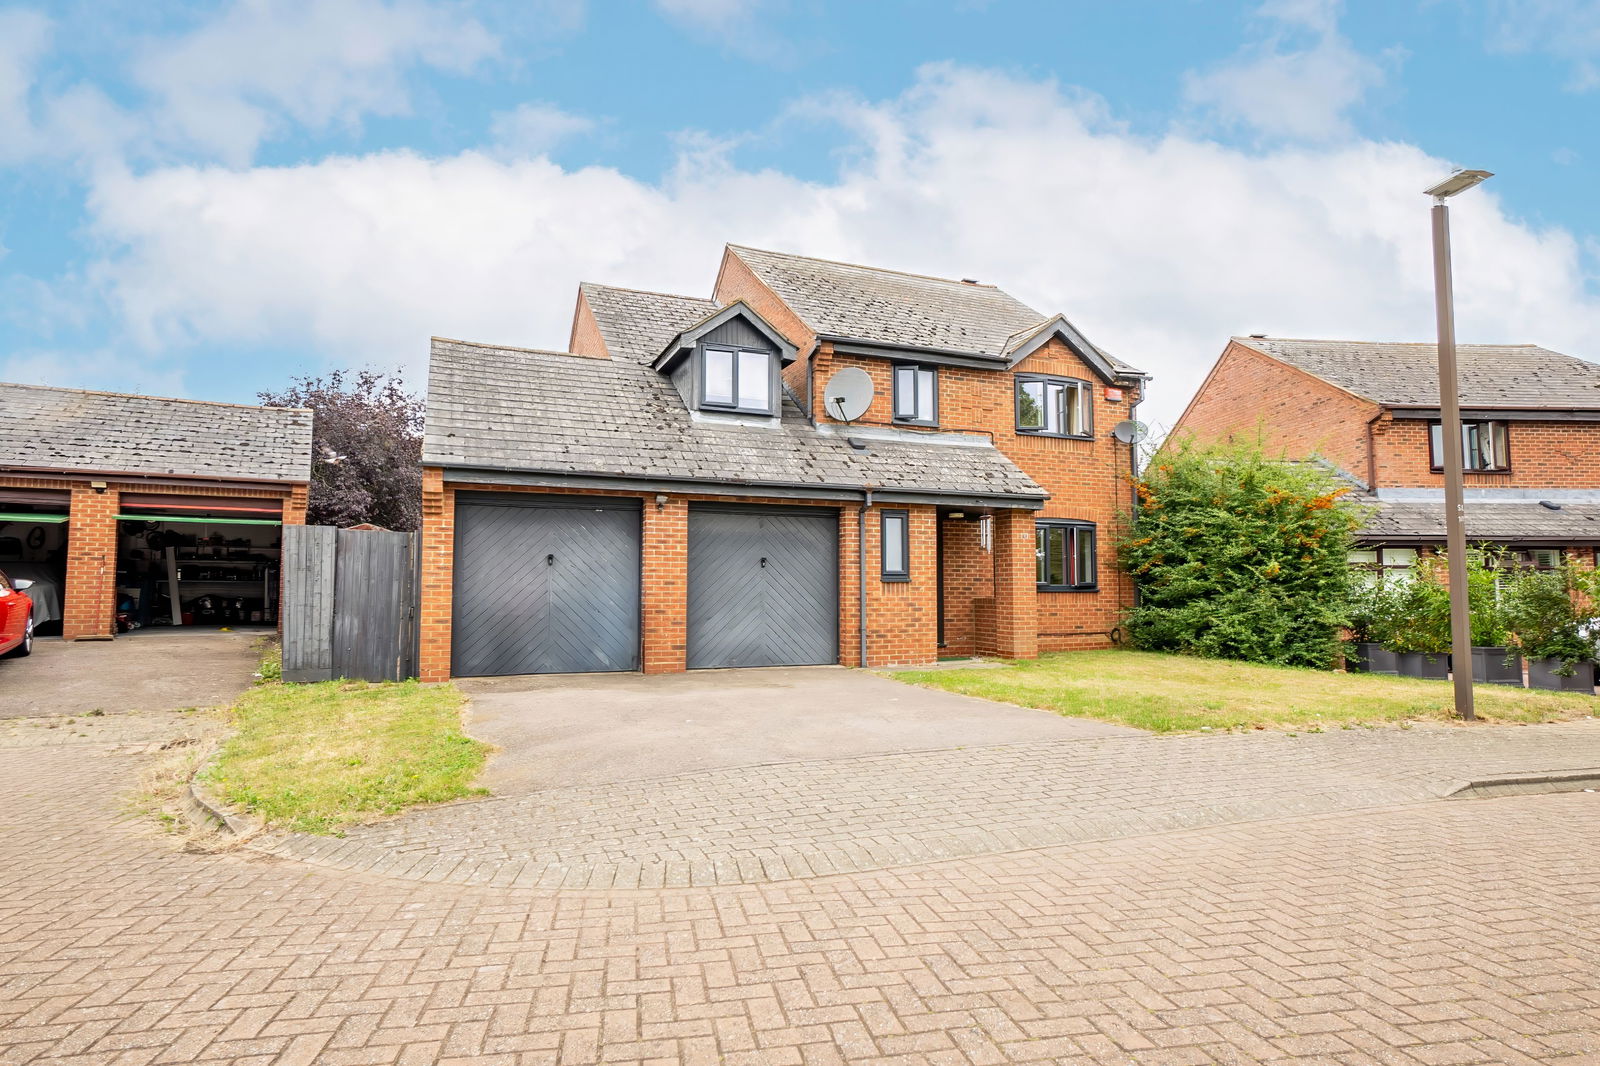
[1119,440,1363,668]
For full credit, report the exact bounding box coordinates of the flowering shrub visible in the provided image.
[1119,440,1364,668]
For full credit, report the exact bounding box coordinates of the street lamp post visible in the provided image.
[1424,168,1493,721]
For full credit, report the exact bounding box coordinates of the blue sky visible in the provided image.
[2,0,1598,432]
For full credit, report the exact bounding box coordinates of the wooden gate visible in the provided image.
[281,525,419,683]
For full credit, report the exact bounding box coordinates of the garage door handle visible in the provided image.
[547,553,555,565]
[760,557,767,568]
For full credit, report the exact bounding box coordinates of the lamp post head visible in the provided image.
[1425,169,1493,201]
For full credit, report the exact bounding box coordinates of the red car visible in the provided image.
[0,567,36,658]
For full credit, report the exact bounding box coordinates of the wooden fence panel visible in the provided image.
[283,526,419,683]
[282,525,337,683]
[331,529,418,682]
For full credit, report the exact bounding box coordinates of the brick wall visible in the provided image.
[417,473,1026,679]
[568,291,610,359]
[1372,415,1600,489]
[938,515,992,657]
[641,498,688,673]
[711,250,818,395]
[418,467,455,683]
[797,336,1139,650]
[1173,340,1376,483]
[61,485,118,639]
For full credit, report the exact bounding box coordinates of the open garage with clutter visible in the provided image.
[0,381,312,641]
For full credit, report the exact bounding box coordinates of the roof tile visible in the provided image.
[1238,337,1600,408]
[0,382,312,483]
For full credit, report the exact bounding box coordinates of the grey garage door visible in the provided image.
[687,505,839,669]
[452,494,640,676]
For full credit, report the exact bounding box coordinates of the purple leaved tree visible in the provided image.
[259,370,424,531]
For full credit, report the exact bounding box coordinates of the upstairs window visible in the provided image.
[892,364,938,426]
[1016,375,1092,438]
[702,347,772,414]
[1036,520,1097,591]
[1429,420,1509,472]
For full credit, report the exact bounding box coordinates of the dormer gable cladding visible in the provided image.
[652,301,799,372]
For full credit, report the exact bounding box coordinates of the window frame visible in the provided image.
[699,345,774,416]
[1035,519,1098,592]
[891,363,939,427]
[1428,420,1510,473]
[880,509,911,583]
[1015,374,1094,440]
[1348,546,1418,586]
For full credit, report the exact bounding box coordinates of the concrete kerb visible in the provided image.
[1446,766,1600,799]
[183,749,265,839]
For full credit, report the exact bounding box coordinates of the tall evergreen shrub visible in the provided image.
[1119,440,1363,667]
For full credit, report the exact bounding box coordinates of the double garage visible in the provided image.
[450,493,839,676]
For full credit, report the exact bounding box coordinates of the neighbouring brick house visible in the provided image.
[419,245,1148,680]
[0,383,312,640]
[1172,336,1600,575]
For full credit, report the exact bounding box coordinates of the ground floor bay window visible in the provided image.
[1036,520,1096,591]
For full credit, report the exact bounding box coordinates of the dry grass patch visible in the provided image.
[204,679,488,834]
[892,650,1597,733]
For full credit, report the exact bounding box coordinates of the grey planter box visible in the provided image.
[1396,652,1449,680]
[1471,646,1524,687]
[1346,642,1399,674]
[1527,658,1596,693]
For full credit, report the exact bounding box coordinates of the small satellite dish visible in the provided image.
[823,366,874,423]
[1111,420,1149,445]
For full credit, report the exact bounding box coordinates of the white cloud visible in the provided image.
[1489,0,1600,91]
[653,0,766,32]
[1184,0,1390,141]
[67,64,1600,432]
[133,0,500,164]
[487,101,595,157]
[0,8,53,163]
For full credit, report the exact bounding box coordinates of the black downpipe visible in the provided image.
[858,488,872,667]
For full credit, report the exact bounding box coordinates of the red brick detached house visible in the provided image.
[419,245,1148,681]
[1173,336,1600,573]
[0,382,312,640]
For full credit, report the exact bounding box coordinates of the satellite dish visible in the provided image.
[823,366,874,423]
[1111,420,1149,445]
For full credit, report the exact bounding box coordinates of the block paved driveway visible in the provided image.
[4,708,1600,1063]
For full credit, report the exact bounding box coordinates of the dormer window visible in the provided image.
[702,347,772,414]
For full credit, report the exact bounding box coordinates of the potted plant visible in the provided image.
[1344,578,1398,674]
[1504,560,1598,692]
[1382,558,1451,679]
[1466,548,1523,686]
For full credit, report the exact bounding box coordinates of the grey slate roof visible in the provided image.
[728,245,1143,375]
[1360,498,1600,544]
[0,381,312,483]
[422,339,1046,501]
[1237,337,1600,409]
[580,283,719,364]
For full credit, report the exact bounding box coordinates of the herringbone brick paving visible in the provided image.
[3,723,1599,1064]
[261,720,1600,889]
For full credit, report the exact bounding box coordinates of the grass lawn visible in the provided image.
[204,678,489,834]
[892,650,1598,733]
